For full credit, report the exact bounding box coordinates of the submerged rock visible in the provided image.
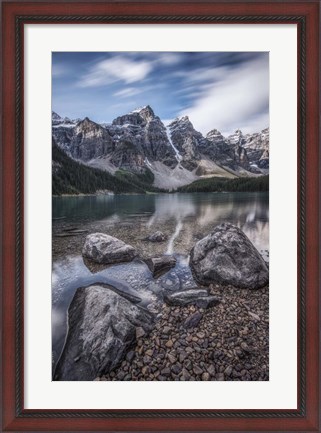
[190,223,268,289]
[54,285,154,381]
[164,288,221,308]
[146,231,167,242]
[146,255,176,277]
[82,232,136,264]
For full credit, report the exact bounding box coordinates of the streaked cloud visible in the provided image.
[178,56,269,136]
[78,55,153,87]
[53,52,269,134]
[113,87,141,98]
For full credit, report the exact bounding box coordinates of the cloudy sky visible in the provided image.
[52,52,269,136]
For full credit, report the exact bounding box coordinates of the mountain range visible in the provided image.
[52,105,269,190]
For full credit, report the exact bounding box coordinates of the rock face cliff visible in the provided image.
[109,105,177,170]
[52,105,269,188]
[167,116,205,171]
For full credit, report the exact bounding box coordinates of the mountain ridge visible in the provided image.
[52,105,269,190]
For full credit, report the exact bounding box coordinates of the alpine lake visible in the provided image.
[52,191,269,373]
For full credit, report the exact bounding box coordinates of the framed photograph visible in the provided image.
[2,1,320,432]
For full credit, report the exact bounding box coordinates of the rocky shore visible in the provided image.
[53,223,269,381]
[97,284,269,381]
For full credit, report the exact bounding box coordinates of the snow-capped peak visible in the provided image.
[130,106,149,114]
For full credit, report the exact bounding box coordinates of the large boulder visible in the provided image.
[82,233,136,264]
[54,285,154,381]
[190,223,268,289]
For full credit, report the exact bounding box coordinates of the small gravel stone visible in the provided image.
[224,365,233,377]
[171,364,182,375]
[165,340,174,348]
[136,327,145,339]
[207,364,216,376]
[193,365,203,375]
[167,353,176,363]
[126,351,135,363]
[161,367,171,376]
[184,312,203,329]
[202,372,210,381]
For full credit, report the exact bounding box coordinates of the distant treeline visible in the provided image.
[115,168,167,193]
[177,175,269,193]
[52,143,160,195]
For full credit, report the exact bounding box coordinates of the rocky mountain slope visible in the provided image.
[52,106,269,189]
[52,138,164,195]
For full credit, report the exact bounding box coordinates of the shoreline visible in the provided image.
[97,284,269,382]
[52,190,269,198]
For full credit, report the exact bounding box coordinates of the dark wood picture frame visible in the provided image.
[1,1,320,431]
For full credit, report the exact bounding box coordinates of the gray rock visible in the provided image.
[54,285,154,381]
[224,365,233,376]
[216,372,225,381]
[161,367,171,376]
[82,233,136,264]
[190,223,269,289]
[164,288,208,306]
[202,372,210,381]
[184,312,203,329]
[193,365,203,375]
[240,342,253,353]
[196,296,221,309]
[179,351,188,363]
[146,231,167,242]
[207,364,216,376]
[248,311,261,321]
[171,364,182,375]
[182,368,191,380]
[136,327,146,339]
[146,255,176,277]
[126,350,135,363]
[167,353,177,363]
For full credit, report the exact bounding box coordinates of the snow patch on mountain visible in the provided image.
[166,126,182,162]
[144,157,153,169]
[52,123,75,128]
[130,106,149,114]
